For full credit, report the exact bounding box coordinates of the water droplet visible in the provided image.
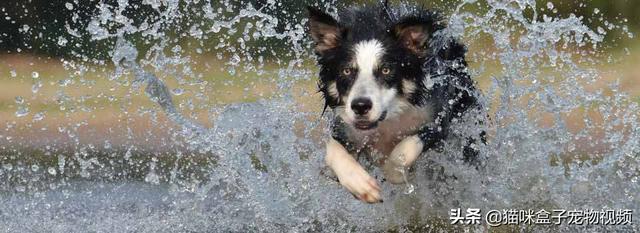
[145,171,160,184]
[597,26,606,35]
[171,45,182,54]
[48,167,57,175]
[31,164,39,172]
[32,81,42,93]
[227,67,236,75]
[546,2,554,10]
[9,69,17,78]
[33,112,45,122]
[189,25,203,38]
[14,96,24,104]
[31,71,39,79]
[404,183,415,195]
[57,156,66,174]
[15,107,29,118]
[58,79,72,87]
[57,36,68,46]
[124,148,133,160]
[172,88,185,96]
[65,2,74,10]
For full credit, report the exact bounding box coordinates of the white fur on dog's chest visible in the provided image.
[347,105,433,156]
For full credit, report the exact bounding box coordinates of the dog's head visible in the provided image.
[307,5,443,131]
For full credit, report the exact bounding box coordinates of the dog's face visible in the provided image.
[308,6,439,131]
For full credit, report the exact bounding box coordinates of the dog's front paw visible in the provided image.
[326,138,382,203]
[320,166,338,182]
[383,135,424,184]
[388,135,424,167]
[382,162,407,184]
[335,164,382,203]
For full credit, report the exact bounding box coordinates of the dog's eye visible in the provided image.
[381,67,391,75]
[342,68,352,76]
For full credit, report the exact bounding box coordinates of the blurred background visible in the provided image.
[0,0,638,178]
[1,0,639,56]
[1,0,639,58]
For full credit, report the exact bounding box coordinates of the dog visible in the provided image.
[307,3,483,203]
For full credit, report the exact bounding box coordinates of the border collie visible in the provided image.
[307,3,483,203]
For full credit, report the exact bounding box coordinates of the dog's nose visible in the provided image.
[351,98,372,116]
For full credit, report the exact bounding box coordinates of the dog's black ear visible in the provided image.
[392,17,433,57]
[307,6,342,55]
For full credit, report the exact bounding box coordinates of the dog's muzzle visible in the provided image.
[353,111,387,130]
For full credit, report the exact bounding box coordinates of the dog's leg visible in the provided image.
[326,138,382,203]
[383,135,424,184]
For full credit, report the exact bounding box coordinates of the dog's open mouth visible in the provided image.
[354,120,378,130]
[353,111,387,130]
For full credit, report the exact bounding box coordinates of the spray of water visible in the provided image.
[1,0,638,232]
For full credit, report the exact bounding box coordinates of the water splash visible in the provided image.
[0,0,638,232]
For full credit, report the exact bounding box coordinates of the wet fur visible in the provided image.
[309,3,482,203]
